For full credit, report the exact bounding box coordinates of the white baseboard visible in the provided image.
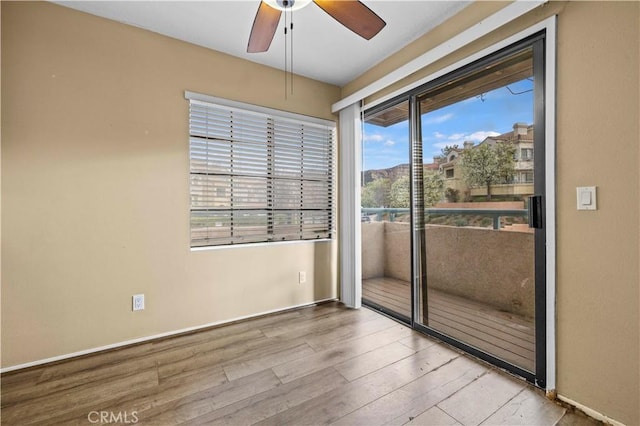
[1,298,338,373]
[557,394,625,426]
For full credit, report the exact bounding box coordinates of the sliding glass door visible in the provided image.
[361,34,547,385]
[361,102,412,322]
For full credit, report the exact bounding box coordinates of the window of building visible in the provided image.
[445,168,454,178]
[187,95,335,248]
[521,148,533,160]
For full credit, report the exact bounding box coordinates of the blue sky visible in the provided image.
[363,78,534,170]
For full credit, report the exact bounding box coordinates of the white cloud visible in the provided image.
[424,113,454,125]
[433,131,446,139]
[468,131,501,142]
[445,130,500,145]
[447,133,466,141]
[363,133,399,149]
[363,133,384,143]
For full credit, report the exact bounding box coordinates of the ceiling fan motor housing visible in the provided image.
[267,0,312,11]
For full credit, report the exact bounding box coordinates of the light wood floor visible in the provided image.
[363,277,535,372]
[1,302,594,425]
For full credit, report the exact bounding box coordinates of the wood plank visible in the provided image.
[481,387,566,425]
[0,368,45,388]
[1,369,158,425]
[304,315,399,352]
[366,278,411,298]
[428,309,534,357]
[295,301,345,317]
[398,333,438,351]
[363,284,409,302]
[259,305,376,338]
[428,300,535,345]
[405,406,462,426]
[332,355,485,426]
[363,292,409,311]
[364,295,411,315]
[156,336,310,380]
[429,291,535,333]
[141,369,281,424]
[10,341,157,389]
[183,368,349,425]
[1,355,159,406]
[366,277,534,332]
[45,365,229,425]
[269,307,387,351]
[222,342,316,381]
[258,344,461,426]
[436,370,526,425]
[364,296,411,318]
[333,342,416,382]
[363,278,411,317]
[272,324,413,384]
[429,318,534,371]
[363,277,535,371]
[364,284,411,306]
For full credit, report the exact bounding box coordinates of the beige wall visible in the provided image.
[349,1,640,424]
[555,3,639,424]
[1,1,340,368]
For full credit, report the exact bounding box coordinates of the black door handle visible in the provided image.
[528,195,544,229]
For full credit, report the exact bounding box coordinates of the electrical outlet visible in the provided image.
[299,271,306,284]
[132,294,145,311]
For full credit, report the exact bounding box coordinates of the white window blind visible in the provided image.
[189,98,335,247]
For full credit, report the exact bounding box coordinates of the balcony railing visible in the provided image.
[361,207,528,230]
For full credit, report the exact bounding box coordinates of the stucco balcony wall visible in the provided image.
[362,222,535,318]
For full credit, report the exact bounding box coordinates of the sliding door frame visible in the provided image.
[360,28,554,389]
[344,17,556,391]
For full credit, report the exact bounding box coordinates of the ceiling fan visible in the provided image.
[247,0,386,53]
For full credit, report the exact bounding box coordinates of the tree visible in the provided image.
[361,178,391,208]
[389,176,410,208]
[387,172,444,209]
[459,141,516,200]
[440,144,460,156]
[445,188,460,203]
[424,171,445,207]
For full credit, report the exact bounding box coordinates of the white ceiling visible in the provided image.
[54,1,470,87]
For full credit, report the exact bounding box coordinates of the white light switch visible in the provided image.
[580,191,591,205]
[577,186,597,210]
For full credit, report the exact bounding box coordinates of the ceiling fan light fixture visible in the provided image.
[263,0,313,12]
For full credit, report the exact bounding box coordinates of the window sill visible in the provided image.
[190,238,334,252]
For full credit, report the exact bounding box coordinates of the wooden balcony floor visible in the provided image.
[363,277,535,372]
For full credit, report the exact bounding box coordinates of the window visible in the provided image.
[521,148,533,160]
[445,168,454,178]
[188,95,335,247]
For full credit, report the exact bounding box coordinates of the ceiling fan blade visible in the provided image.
[247,1,282,53]
[313,0,386,40]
